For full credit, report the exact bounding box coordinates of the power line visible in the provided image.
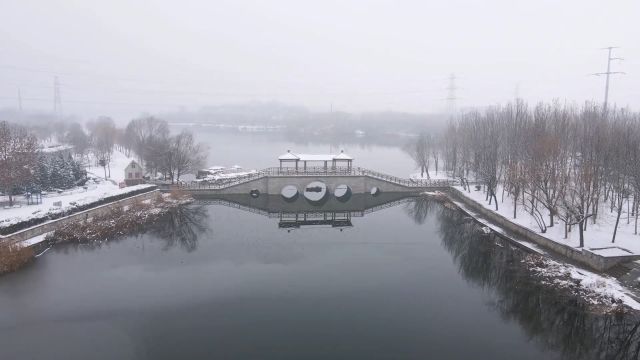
[592,46,625,114]
[53,76,62,115]
[445,73,458,115]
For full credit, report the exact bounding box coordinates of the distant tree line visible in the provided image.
[0,121,85,205]
[67,116,206,183]
[439,100,640,246]
[0,113,206,205]
[121,116,206,183]
[0,121,39,205]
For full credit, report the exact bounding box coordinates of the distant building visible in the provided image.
[124,160,145,186]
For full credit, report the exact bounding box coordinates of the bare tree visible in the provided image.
[91,117,116,179]
[0,121,38,205]
[164,130,207,183]
[405,133,431,179]
[125,116,169,173]
[65,122,90,158]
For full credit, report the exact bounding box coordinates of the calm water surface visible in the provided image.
[1,196,639,359]
[184,128,417,177]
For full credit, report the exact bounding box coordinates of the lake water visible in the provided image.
[1,131,640,359]
[1,194,640,359]
[184,127,418,177]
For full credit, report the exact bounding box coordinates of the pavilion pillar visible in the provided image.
[304,161,307,171]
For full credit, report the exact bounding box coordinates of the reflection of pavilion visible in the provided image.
[278,211,353,229]
[195,192,415,230]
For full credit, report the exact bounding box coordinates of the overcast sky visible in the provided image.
[1,0,638,119]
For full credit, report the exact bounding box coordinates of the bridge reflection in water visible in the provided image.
[193,192,417,230]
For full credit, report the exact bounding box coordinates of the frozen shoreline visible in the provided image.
[433,189,640,312]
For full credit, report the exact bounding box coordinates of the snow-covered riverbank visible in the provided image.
[441,187,640,312]
[456,184,640,256]
[0,183,155,234]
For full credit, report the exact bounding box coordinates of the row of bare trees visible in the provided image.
[0,121,38,205]
[69,116,207,183]
[121,117,206,183]
[442,100,640,247]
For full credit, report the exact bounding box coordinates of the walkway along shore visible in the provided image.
[0,189,191,275]
[443,187,640,272]
[0,187,160,248]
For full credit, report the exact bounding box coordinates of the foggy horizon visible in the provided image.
[1,0,639,120]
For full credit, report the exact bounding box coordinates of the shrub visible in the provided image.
[0,244,34,275]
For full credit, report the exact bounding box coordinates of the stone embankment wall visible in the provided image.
[0,190,160,247]
[447,187,640,271]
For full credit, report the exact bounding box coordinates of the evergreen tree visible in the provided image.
[48,156,64,189]
[33,154,50,191]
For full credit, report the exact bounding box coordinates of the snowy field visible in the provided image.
[0,182,154,231]
[450,191,640,311]
[409,171,455,181]
[456,185,640,255]
[85,148,136,183]
[0,149,150,232]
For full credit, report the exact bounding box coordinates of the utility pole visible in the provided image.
[592,47,625,114]
[53,76,62,116]
[445,73,458,116]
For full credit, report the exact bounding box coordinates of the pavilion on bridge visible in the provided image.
[278,150,354,171]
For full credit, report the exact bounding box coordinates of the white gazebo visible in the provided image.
[278,150,353,171]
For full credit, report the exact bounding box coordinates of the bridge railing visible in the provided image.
[262,167,358,176]
[354,167,457,188]
[172,166,457,190]
[177,171,266,190]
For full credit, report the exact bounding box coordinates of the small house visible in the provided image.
[124,160,145,186]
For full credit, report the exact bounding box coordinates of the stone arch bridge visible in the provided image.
[164,167,455,198]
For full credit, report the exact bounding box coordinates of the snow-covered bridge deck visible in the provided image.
[167,167,456,195]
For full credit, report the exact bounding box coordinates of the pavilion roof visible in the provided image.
[278,150,354,162]
[278,150,300,160]
[333,151,353,160]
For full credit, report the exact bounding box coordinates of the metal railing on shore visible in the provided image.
[171,167,457,190]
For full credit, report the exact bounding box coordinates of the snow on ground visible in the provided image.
[21,232,50,247]
[528,256,640,310]
[195,170,258,183]
[85,148,136,184]
[0,182,153,230]
[456,185,640,255]
[409,171,453,181]
[0,148,153,230]
[448,193,640,311]
[590,247,634,256]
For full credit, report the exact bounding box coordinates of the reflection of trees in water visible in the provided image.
[436,206,640,360]
[148,205,210,252]
[403,196,436,225]
[54,205,210,254]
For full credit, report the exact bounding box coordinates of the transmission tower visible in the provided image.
[53,76,62,116]
[592,47,625,114]
[445,73,458,116]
